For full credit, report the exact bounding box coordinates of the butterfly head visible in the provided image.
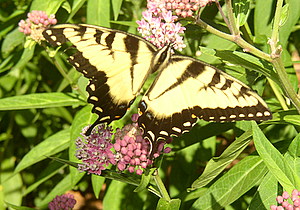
[151,44,173,73]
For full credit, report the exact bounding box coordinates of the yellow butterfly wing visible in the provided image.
[43,24,157,134]
[138,55,272,142]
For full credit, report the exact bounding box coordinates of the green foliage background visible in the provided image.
[0,0,300,209]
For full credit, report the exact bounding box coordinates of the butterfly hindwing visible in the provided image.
[43,24,158,134]
[138,55,271,142]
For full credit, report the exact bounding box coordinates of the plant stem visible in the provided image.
[270,0,283,47]
[195,18,272,61]
[225,0,239,35]
[268,78,289,110]
[215,0,232,34]
[153,172,171,201]
[268,0,300,113]
[272,58,300,112]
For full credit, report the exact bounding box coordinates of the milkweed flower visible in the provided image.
[270,189,300,210]
[137,10,186,50]
[147,0,216,18]
[75,124,115,175]
[137,0,218,50]
[113,114,171,175]
[75,114,171,175]
[48,193,76,210]
[18,10,57,42]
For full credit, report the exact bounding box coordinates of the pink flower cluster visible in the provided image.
[76,124,115,175]
[137,10,186,50]
[147,0,216,18]
[75,114,171,175]
[137,0,217,50]
[271,190,300,210]
[18,10,57,42]
[48,193,76,210]
[113,114,170,175]
[113,123,152,175]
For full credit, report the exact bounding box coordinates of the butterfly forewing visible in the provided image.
[43,24,157,134]
[138,55,272,142]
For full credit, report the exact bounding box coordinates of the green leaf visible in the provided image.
[12,46,35,72]
[23,163,67,196]
[87,0,110,27]
[279,0,300,47]
[104,181,127,209]
[134,168,157,192]
[285,133,300,177]
[287,133,300,158]
[112,0,123,21]
[0,54,14,73]
[215,50,275,80]
[1,28,24,57]
[4,203,35,210]
[110,20,139,27]
[1,157,23,207]
[233,0,251,27]
[67,0,86,22]
[61,1,72,13]
[252,121,300,191]
[280,3,289,27]
[254,0,273,43]
[190,128,252,190]
[0,93,84,110]
[157,198,181,210]
[192,156,268,209]
[249,172,278,209]
[0,185,4,210]
[172,121,233,150]
[104,180,148,209]
[47,0,68,14]
[92,174,105,199]
[14,128,70,173]
[267,110,300,127]
[30,0,66,14]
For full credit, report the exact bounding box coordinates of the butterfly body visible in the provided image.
[43,24,272,143]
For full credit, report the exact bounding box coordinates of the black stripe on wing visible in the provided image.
[68,50,132,135]
[138,101,197,142]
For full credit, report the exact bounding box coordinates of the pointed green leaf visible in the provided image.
[157,198,181,210]
[4,203,35,210]
[0,93,84,110]
[249,172,278,209]
[134,168,156,192]
[12,46,35,71]
[252,121,299,191]
[192,156,268,209]
[14,128,70,173]
[233,0,251,27]
[112,0,123,20]
[92,174,105,199]
[279,3,289,27]
[87,0,110,27]
[191,128,252,189]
